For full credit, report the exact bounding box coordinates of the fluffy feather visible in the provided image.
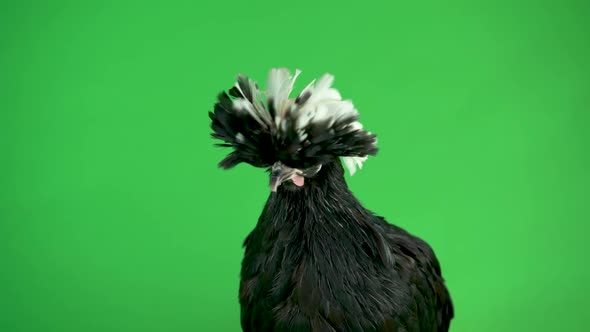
[267,68,301,128]
[209,68,377,173]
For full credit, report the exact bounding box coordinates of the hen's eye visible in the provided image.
[301,164,322,177]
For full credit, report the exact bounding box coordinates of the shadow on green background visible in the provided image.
[1,1,588,331]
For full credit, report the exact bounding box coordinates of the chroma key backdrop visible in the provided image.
[1,1,589,331]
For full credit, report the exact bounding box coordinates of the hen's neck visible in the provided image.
[256,160,393,269]
[263,161,363,221]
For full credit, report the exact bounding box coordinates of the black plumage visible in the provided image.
[210,68,453,331]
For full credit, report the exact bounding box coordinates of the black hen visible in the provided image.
[209,68,454,332]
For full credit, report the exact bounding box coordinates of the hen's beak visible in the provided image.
[269,161,298,192]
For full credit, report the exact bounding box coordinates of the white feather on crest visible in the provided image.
[342,155,368,176]
[232,77,272,129]
[266,68,301,128]
[293,74,358,131]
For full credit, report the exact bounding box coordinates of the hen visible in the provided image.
[209,68,454,332]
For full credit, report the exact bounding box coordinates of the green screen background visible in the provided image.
[2,0,589,331]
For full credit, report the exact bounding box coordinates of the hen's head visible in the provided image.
[209,68,378,192]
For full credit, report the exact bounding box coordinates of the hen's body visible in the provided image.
[239,161,453,332]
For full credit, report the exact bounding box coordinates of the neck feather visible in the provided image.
[254,160,393,268]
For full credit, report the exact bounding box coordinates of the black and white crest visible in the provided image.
[209,68,378,175]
